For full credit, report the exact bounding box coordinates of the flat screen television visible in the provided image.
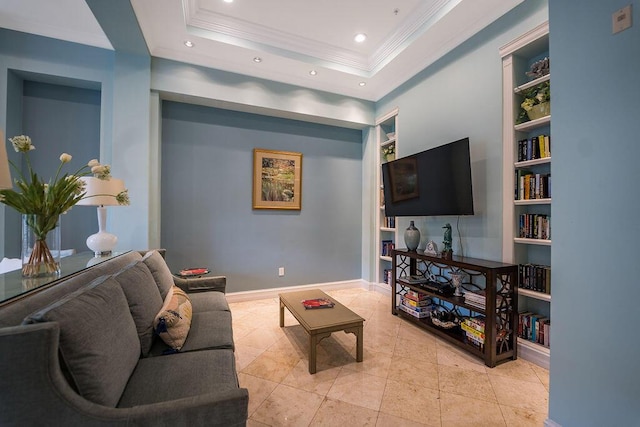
[381,137,474,217]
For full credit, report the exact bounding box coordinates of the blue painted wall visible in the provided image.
[548,0,640,425]
[21,81,101,255]
[374,1,548,261]
[161,102,363,292]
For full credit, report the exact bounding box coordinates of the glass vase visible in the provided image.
[21,214,61,278]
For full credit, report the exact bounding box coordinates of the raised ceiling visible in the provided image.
[0,0,523,101]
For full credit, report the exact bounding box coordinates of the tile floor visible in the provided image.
[230,288,549,426]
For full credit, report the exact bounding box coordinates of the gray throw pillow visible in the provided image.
[24,275,140,407]
[114,261,164,356]
[141,250,175,300]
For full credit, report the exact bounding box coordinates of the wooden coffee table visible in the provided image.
[279,289,364,374]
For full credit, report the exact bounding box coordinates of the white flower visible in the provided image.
[59,153,72,163]
[88,159,100,168]
[116,189,130,206]
[91,164,112,180]
[9,135,35,153]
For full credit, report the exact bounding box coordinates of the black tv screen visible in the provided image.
[381,138,474,217]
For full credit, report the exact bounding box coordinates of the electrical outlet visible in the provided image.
[613,5,632,34]
[278,267,285,277]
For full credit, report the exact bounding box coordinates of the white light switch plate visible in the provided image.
[613,5,632,34]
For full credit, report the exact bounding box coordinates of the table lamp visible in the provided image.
[0,130,12,190]
[76,176,126,256]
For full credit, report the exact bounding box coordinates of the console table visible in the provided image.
[391,248,518,367]
[0,251,129,307]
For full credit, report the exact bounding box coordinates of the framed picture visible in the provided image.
[253,148,302,210]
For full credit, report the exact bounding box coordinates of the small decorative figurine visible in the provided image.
[442,223,453,259]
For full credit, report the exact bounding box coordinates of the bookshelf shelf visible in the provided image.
[501,21,551,369]
[375,109,399,288]
[514,73,550,94]
[515,157,550,167]
[518,288,551,302]
[514,238,551,246]
[514,115,550,132]
[514,198,551,205]
[391,249,518,368]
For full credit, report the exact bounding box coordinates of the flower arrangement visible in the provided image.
[382,144,395,160]
[516,81,550,124]
[0,135,129,276]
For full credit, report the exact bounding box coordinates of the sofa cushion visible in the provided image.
[154,286,193,351]
[189,291,231,312]
[23,275,140,407]
[118,349,241,407]
[114,260,164,356]
[142,250,175,300]
[148,310,234,356]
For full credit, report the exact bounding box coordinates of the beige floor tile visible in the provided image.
[375,412,429,426]
[310,397,379,426]
[439,391,506,427]
[242,348,300,383]
[500,404,548,426]
[489,373,549,413]
[327,369,387,411]
[363,330,397,356]
[251,383,325,426]
[379,379,441,426]
[529,362,550,391]
[436,339,487,374]
[397,321,435,342]
[246,418,270,427]
[438,364,497,403]
[365,317,402,339]
[281,359,341,395]
[393,335,437,364]
[238,372,279,417]
[235,344,265,371]
[341,348,393,378]
[387,355,438,391]
[489,358,540,383]
[237,326,285,352]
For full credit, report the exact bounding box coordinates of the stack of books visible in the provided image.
[518,311,550,347]
[464,290,486,310]
[397,290,430,318]
[461,317,485,349]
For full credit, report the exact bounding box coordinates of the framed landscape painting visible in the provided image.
[252,148,302,210]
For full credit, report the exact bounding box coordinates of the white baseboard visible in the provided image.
[225,279,371,303]
[518,339,550,370]
[544,418,561,427]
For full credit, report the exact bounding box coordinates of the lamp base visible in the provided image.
[86,231,117,257]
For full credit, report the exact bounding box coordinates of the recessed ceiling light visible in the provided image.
[223,0,233,3]
[354,33,367,43]
[359,82,366,87]
[253,57,262,63]
[184,40,194,48]
[309,70,317,76]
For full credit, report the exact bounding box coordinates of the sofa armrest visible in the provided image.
[0,323,248,426]
[173,275,227,294]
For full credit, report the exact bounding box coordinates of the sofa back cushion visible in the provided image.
[113,261,164,356]
[24,275,140,407]
[141,250,174,300]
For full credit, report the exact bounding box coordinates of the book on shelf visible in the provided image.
[519,214,551,239]
[381,240,395,256]
[518,311,550,347]
[400,297,430,312]
[401,295,430,308]
[397,302,430,318]
[517,134,551,162]
[399,275,429,285]
[515,171,551,200]
[518,264,551,294]
[301,298,335,309]
[404,289,430,302]
[464,290,486,308]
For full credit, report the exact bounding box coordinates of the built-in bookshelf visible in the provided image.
[375,109,399,287]
[500,21,551,369]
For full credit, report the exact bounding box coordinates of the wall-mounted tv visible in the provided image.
[381,137,474,217]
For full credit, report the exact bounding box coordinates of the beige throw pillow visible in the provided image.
[154,285,193,351]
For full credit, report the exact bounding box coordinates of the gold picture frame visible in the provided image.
[252,148,302,210]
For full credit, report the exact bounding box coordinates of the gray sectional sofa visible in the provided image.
[0,250,248,426]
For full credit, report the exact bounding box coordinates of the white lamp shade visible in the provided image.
[76,177,125,206]
[0,130,12,190]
